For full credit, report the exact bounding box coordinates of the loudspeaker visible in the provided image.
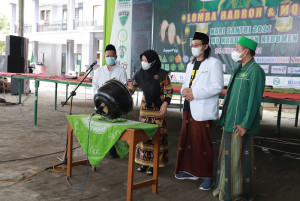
[6,35,23,57]
[5,35,28,58]
[7,55,25,73]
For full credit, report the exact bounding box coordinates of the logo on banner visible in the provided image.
[175,55,182,63]
[118,0,131,8]
[161,55,168,63]
[165,64,170,71]
[119,11,129,26]
[183,55,190,63]
[158,55,162,61]
[288,67,300,74]
[170,72,185,83]
[261,65,269,73]
[271,66,287,74]
[118,45,127,59]
[168,55,175,63]
[121,62,128,70]
[288,80,300,86]
[170,64,177,71]
[273,78,280,85]
[118,29,128,42]
[291,57,300,63]
[178,63,185,71]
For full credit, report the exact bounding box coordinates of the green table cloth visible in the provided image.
[67,114,158,167]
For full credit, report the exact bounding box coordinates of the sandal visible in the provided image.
[146,167,153,175]
[137,165,148,172]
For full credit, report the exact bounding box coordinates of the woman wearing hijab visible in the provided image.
[128,49,173,175]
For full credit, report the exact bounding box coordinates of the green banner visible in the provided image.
[153,0,300,88]
[102,0,116,65]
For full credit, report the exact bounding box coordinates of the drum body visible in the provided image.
[94,79,133,119]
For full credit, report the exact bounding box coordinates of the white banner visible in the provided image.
[110,0,132,76]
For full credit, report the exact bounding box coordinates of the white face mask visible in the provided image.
[191,47,203,57]
[231,50,246,62]
[141,60,155,70]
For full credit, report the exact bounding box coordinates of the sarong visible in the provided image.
[213,131,254,201]
[174,111,213,177]
[135,106,168,167]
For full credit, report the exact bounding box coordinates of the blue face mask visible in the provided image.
[105,57,116,66]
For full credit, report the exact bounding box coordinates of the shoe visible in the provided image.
[199,178,215,190]
[175,172,200,180]
[146,167,153,175]
[137,165,148,172]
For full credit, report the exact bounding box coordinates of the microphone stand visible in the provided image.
[60,61,97,164]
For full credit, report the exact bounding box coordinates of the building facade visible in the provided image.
[9,0,104,76]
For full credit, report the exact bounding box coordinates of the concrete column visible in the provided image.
[10,3,16,34]
[67,0,75,30]
[88,32,97,69]
[84,33,98,76]
[32,41,39,64]
[66,40,75,75]
[18,0,24,36]
[32,0,39,32]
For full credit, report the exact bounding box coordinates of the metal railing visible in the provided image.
[37,21,67,32]
[74,19,100,28]
[12,19,102,33]
[14,25,32,33]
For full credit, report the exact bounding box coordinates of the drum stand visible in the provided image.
[60,61,97,164]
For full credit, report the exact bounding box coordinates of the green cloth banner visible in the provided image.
[67,114,158,167]
[102,0,116,65]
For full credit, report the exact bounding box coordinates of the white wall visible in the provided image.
[82,44,90,71]
[53,44,62,75]
[23,0,32,25]
[38,44,62,75]
[82,0,103,25]
[51,5,63,22]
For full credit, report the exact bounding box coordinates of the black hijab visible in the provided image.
[134,50,168,108]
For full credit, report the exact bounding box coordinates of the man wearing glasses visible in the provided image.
[174,32,224,190]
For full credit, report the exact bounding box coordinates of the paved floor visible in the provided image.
[0,81,299,201]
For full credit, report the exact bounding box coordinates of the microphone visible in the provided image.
[86,61,97,72]
[96,102,106,114]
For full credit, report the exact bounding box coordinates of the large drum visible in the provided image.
[94,79,133,119]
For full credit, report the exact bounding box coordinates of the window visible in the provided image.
[40,10,51,21]
[40,10,45,20]
[63,9,67,22]
[93,5,101,26]
[46,10,51,21]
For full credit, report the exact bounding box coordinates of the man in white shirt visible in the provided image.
[92,44,127,159]
[92,44,127,94]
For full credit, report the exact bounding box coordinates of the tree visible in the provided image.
[0,14,10,55]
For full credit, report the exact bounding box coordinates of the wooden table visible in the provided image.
[66,123,160,201]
